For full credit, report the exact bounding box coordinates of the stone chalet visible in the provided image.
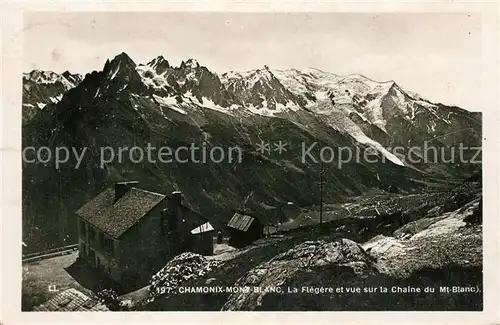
[75,181,214,286]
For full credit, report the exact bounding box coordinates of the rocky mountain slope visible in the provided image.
[22,52,481,252]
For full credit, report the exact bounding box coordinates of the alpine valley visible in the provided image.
[22,52,481,253]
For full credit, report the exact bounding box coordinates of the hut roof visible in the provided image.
[227,212,260,232]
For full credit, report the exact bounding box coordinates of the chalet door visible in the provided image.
[89,249,96,264]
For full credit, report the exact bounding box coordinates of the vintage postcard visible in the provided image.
[1,1,499,324]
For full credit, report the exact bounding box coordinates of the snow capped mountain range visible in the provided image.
[132,53,443,129]
[23,70,82,89]
[22,52,446,123]
[22,70,83,123]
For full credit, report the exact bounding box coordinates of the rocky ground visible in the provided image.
[146,252,222,303]
[134,179,482,311]
[23,179,482,311]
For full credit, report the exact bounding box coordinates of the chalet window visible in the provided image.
[105,238,115,257]
[89,227,96,241]
[100,232,114,257]
[79,220,86,238]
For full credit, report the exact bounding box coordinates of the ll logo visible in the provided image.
[48,284,59,292]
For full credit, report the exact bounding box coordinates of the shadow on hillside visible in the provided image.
[64,259,145,295]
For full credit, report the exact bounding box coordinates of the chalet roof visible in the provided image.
[32,288,109,311]
[76,187,166,239]
[227,212,259,232]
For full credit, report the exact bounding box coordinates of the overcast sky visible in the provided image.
[23,12,482,111]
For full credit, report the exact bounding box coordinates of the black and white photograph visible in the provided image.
[1,5,498,321]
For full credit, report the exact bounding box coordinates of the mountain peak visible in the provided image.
[103,52,138,81]
[147,56,170,74]
[254,67,275,80]
[341,73,394,86]
[148,55,168,65]
[111,52,136,67]
[181,58,200,69]
[103,52,136,74]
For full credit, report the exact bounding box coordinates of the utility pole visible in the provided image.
[319,164,325,229]
[242,191,254,211]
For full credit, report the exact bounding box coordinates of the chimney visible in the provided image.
[165,191,182,230]
[114,181,139,202]
[160,208,169,236]
[172,191,182,207]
